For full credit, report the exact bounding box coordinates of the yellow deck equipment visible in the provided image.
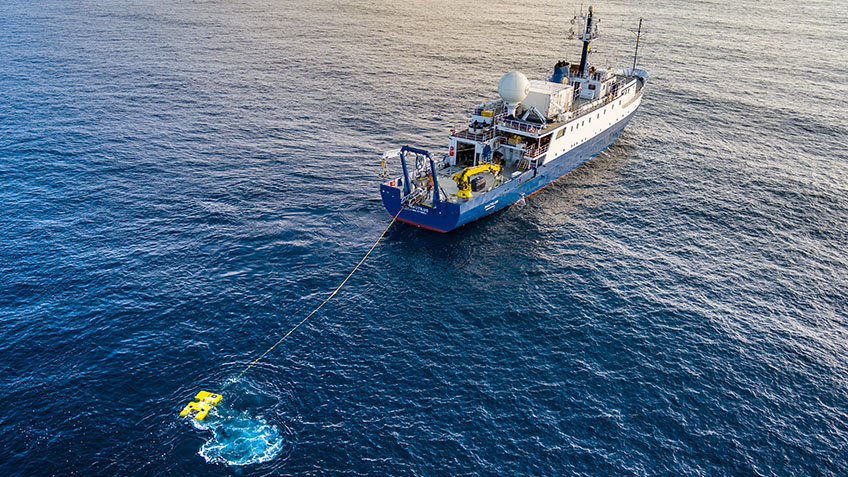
[180,391,222,421]
[451,163,502,199]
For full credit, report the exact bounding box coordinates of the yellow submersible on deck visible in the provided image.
[180,391,222,421]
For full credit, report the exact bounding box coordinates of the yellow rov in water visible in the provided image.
[451,163,501,199]
[180,391,222,421]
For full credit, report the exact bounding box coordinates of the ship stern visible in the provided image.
[380,182,460,233]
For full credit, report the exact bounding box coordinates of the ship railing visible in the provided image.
[498,118,546,135]
[472,105,504,116]
[571,77,641,119]
[571,93,622,119]
[451,127,497,142]
[524,143,549,158]
[572,98,605,117]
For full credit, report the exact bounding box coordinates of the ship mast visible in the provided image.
[631,18,643,70]
[577,6,599,77]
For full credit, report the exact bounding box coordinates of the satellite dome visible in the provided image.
[498,71,530,104]
[498,71,530,116]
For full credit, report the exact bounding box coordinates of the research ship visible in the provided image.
[380,6,648,232]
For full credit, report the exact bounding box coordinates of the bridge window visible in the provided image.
[556,128,566,139]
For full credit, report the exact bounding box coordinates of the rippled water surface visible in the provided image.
[2,0,847,474]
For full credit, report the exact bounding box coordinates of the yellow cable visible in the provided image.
[232,212,400,383]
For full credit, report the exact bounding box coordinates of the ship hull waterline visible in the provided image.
[381,108,639,233]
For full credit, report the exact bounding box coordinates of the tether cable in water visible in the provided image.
[180,211,400,418]
[229,211,401,385]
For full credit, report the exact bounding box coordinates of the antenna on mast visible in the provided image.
[576,5,599,78]
[630,18,645,71]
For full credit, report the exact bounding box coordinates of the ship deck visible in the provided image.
[501,74,639,137]
[428,167,503,204]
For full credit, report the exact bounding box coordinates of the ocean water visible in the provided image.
[2,0,847,474]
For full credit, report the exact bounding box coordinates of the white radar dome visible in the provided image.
[498,71,530,116]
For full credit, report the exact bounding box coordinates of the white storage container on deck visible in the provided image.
[521,80,573,119]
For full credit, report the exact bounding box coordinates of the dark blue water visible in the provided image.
[2,0,847,474]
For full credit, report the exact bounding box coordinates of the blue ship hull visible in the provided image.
[381,109,638,233]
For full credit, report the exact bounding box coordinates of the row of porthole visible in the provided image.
[565,101,622,148]
[554,97,627,149]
